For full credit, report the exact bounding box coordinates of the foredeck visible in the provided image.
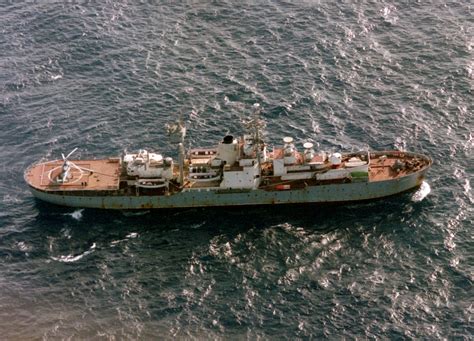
[368,151,430,182]
[25,159,121,192]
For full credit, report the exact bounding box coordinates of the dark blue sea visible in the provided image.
[1,1,472,339]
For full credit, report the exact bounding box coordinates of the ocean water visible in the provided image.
[0,1,472,339]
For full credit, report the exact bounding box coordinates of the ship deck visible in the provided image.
[368,151,428,182]
[25,158,121,192]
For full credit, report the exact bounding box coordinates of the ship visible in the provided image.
[24,107,431,209]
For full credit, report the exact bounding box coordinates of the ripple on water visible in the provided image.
[0,1,472,339]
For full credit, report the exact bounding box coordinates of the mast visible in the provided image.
[166,117,186,185]
[255,119,262,170]
[254,106,263,172]
[243,103,266,172]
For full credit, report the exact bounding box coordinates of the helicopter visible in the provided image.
[49,148,94,184]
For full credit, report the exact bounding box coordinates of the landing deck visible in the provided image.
[25,159,121,191]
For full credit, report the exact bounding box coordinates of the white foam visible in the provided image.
[64,209,84,220]
[411,181,431,202]
[122,211,150,217]
[111,233,138,246]
[51,243,96,263]
[17,241,32,252]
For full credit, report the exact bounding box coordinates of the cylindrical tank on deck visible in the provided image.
[283,137,297,165]
[283,136,295,157]
[303,142,315,163]
[329,152,342,166]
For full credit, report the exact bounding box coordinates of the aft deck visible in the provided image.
[25,158,121,192]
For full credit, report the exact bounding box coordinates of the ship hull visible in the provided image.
[28,168,427,209]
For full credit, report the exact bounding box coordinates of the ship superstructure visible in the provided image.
[25,109,431,209]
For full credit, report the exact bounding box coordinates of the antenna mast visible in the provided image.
[166,117,186,185]
[243,104,266,170]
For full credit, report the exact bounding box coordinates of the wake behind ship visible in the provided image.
[25,108,431,209]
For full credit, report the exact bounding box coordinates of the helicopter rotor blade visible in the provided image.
[69,161,94,174]
[65,147,78,160]
[61,153,66,160]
